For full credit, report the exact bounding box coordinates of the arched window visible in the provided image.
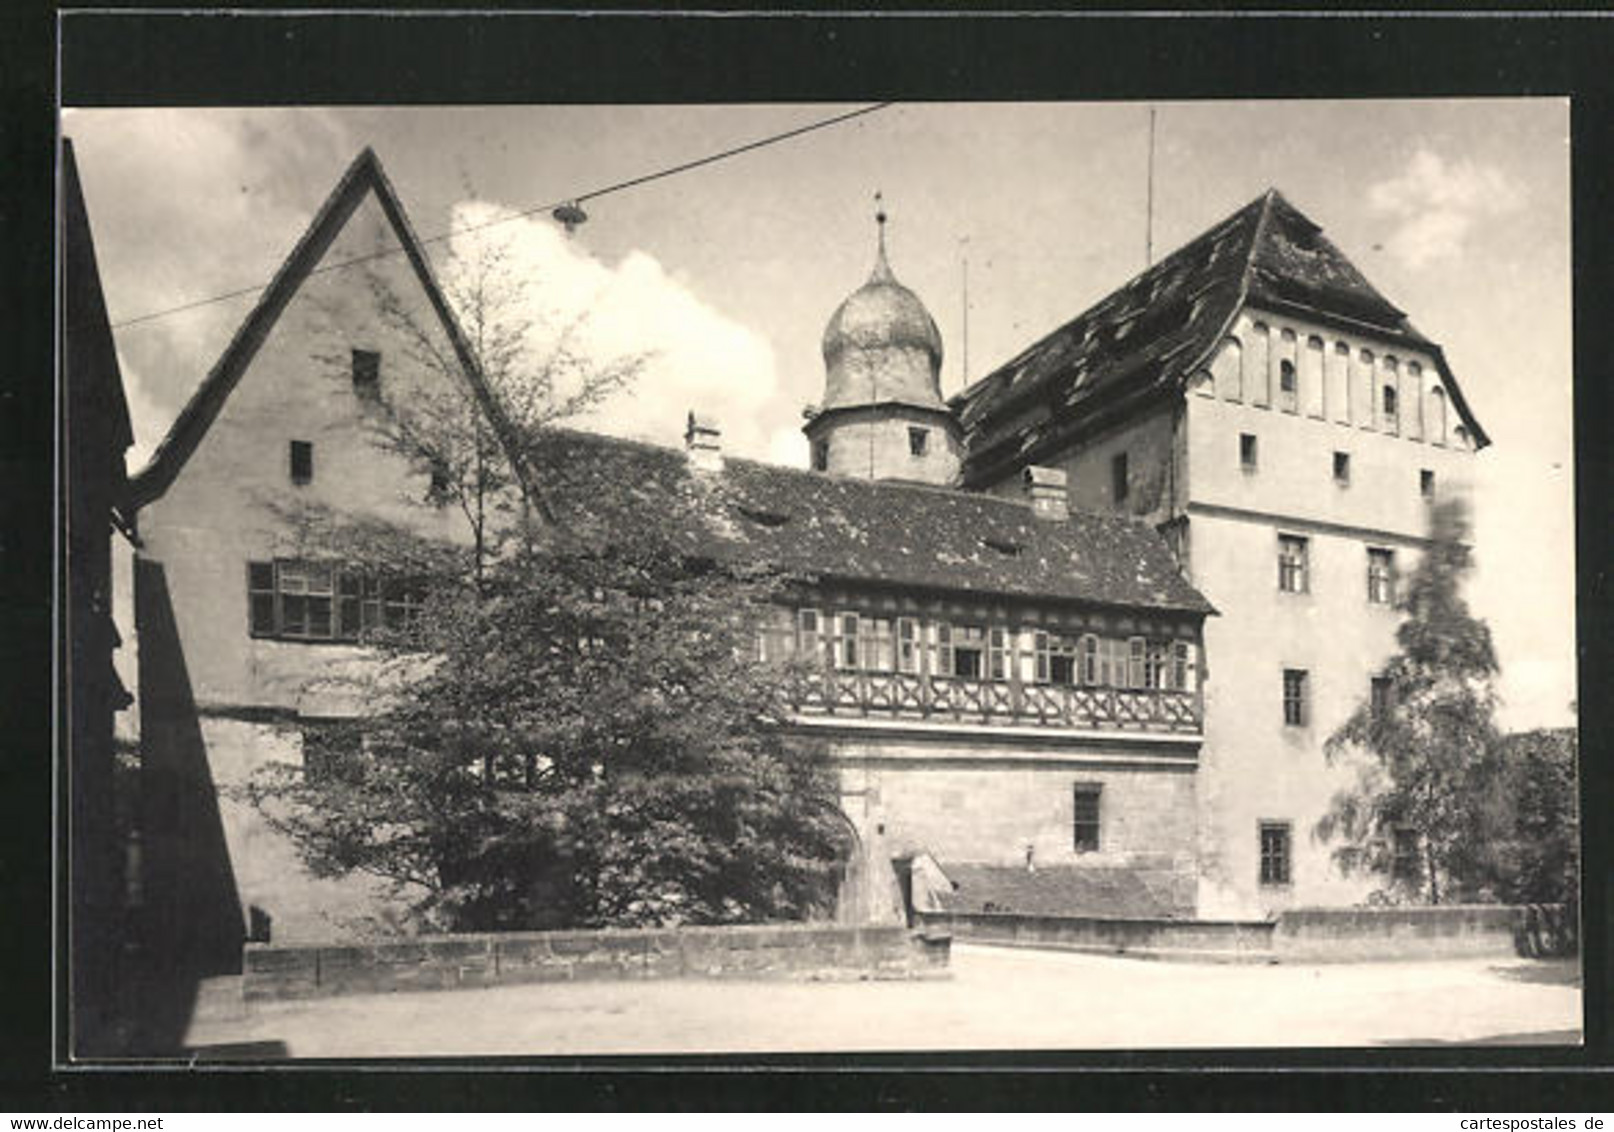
[1455,425,1471,449]
[1382,384,1398,423]
[1428,386,1448,446]
[1278,359,1298,412]
[1213,335,1243,401]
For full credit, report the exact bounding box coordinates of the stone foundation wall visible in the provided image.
[244,923,951,1002]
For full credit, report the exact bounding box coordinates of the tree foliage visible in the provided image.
[245,529,848,933]
[1317,497,1506,904]
[1488,727,1579,909]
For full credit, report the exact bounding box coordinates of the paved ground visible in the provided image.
[184,943,1582,1057]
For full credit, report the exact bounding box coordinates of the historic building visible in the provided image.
[953,189,1489,916]
[120,148,1217,948]
[116,145,1487,951]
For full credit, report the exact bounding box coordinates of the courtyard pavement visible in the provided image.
[182,943,1583,1057]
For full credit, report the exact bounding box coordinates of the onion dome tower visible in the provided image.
[804,194,962,485]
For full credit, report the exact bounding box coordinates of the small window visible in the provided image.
[812,439,830,473]
[1370,675,1393,721]
[248,562,276,635]
[798,608,823,662]
[1278,359,1297,411]
[1073,784,1102,853]
[1240,433,1258,472]
[351,349,381,398]
[908,427,929,457]
[1277,535,1309,594]
[950,624,985,679]
[1367,547,1395,605]
[1259,822,1292,886]
[1128,636,1147,689]
[859,616,895,672]
[835,611,860,670]
[1382,384,1399,425]
[897,618,921,674]
[1079,634,1099,686]
[1111,452,1129,505]
[1392,827,1421,883]
[1420,468,1435,498]
[1333,451,1351,486]
[289,440,314,485]
[1282,668,1309,727]
[988,627,1009,682]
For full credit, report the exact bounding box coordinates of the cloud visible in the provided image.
[1367,147,1526,269]
[67,108,359,445]
[444,202,781,458]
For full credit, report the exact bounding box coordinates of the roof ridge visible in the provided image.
[543,424,1173,533]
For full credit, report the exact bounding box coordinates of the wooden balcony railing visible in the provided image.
[793,670,1202,734]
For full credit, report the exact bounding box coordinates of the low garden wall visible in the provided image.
[244,923,951,1002]
[912,910,1274,961]
[917,903,1572,963]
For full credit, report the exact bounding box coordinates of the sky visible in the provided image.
[62,100,1575,730]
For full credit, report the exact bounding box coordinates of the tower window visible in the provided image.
[351,349,380,398]
[289,440,314,485]
[1240,433,1258,472]
[1333,451,1351,485]
[1111,452,1129,505]
[908,426,929,456]
[812,438,829,472]
[1278,359,1298,411]
[1382,384,1399,425]
[1420,468,1435,498]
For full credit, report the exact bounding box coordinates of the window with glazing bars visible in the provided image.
[1259,822,1291,886]
[248,560,420,641]
[1282,668,1309,727]
[1073,784,1102,852]
[1278,535,1309,593]
[1367,547,1396,605]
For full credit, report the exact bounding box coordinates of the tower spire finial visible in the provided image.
[871,189,893,281]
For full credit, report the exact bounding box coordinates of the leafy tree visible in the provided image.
[1489,727,1579,909]
[1317,497,1505,904]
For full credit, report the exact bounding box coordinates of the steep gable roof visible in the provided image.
[124,148,535,514]
[528,428,1214,616]
[953,189,1489,488]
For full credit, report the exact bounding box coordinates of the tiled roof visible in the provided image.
[953,189,1488,487]
[933,862,1192,919]
[528,429,1214,615]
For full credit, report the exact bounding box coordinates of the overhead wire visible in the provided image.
[109,102,895,332]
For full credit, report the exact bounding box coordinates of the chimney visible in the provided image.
[685,410,723,472]
[1023,465,1068,520]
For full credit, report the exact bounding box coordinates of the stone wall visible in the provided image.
[243,923,951,1002]
[1273,904,1571,962]
[917,904,1571,964]
[915,909,1273,961]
